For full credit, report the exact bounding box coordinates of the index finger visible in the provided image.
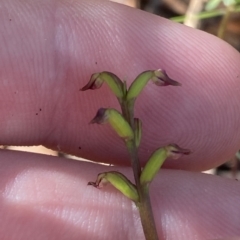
[0,0,240,171]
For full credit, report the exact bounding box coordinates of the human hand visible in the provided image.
[1,0,240,239]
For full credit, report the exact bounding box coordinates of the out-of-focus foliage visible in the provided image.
[206,0,240,11]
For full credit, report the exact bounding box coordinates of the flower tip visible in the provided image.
[154,69,181,87]
[80,85,88,91]
[80,73,103,91]
[171,80,182,87]
[90,108,108,124]
[166,144,191,159]
[88,181,97,187]
[89,119,96,124]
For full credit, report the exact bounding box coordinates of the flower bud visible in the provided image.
[140,144,190,186]
[90,108,134,141]
[88,171,139,202]
[81,72,124,99]
[127,70,181,101]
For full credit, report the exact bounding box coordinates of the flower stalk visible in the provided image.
[81,70,190,240]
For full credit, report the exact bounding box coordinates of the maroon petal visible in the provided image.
[153,69,181,86]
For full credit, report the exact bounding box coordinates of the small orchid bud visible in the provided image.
[88,171,139,202]
[140,144,191,186]
[90,108,134,141]
[81,72,124,99]
[127,70,181,101]
[134,118,142,148]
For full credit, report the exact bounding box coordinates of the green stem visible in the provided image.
[121,100,135,130]
[170,5,240,23]
[217,5,232,39]
[138,187,159,240]
[121,102,131,129]
[126,140,141,186]
[122,100,159,240]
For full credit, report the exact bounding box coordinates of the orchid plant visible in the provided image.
[81,70,190,240]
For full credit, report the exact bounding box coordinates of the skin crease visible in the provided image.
[0,0,240,239]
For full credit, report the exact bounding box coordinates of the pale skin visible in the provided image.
[0,0,240,239]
